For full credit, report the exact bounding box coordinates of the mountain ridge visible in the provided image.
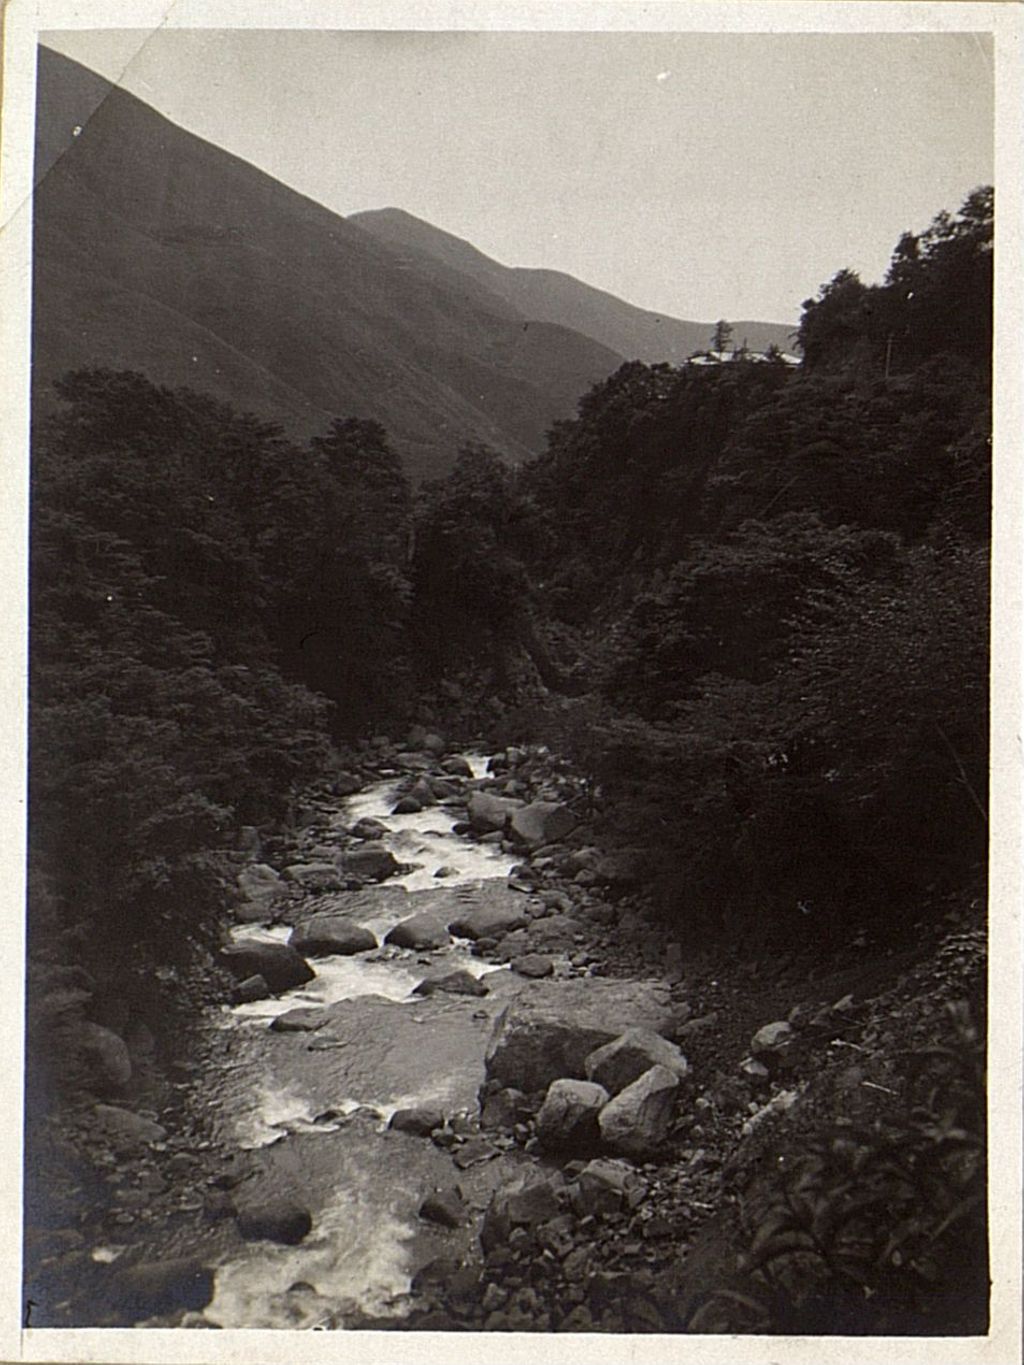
[350,206,797,363]
[32,48,621,480]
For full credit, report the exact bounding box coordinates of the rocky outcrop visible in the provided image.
[597,1065,680,1157]
[535,1078,608,1151]
[484,978,674,1093]
[585,1028,690,1096]
[218,941,315,994]
[288,916,377,957]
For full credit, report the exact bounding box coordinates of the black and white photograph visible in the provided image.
[1,2,1021,1360]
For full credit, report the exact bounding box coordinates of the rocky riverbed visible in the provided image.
[24,731,987,1333]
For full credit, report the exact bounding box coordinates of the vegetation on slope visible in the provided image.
[26,188,993,1334]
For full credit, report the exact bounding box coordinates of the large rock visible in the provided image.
[235,1195,313,1245]
[79,1022,132,1093]
[448,900,529,941]
[350,817,388,841]
[568,1158,645,1218]
[232,974,271,1003]
[466,791,524,834]
[113,1257,214,1318]
[441,756,474,778]
[218,941,315,994]
[342,845,401,883]
[413,969,489,998]
[389,1106,444,1136]
[598,1065,680,1157]
[282,861,345,892]
[535,1078,608,1151]
[236,863,283,905]
[93,1103,167,1148]
[484,978,674,1094]
[288,916,377,957]
[509,801,578,849]
[385,913,451,951]
[585,1028,690,1096]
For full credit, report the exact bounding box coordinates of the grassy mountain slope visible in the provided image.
[351,206,797,362]
[32,48,622,480]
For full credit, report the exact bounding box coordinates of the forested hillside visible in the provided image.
[27,189,992,1335]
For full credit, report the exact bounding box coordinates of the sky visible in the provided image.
[39,27,993,325]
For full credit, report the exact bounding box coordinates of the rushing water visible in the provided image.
[200,755,527,1329]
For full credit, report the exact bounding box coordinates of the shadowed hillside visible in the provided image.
[32,48,622,481]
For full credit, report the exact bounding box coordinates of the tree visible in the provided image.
[711,319,734,353]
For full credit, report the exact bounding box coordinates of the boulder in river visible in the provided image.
[389,1107,445,1136]
[598,1064,680,1158]
[282,862,345,892]
[385,913,451,951]
[235,1196,313,1246]
[350,817,388,841]
[342,845,401,883]
[512,953,554,979]
[509,801,578,850]
[392,797,422,815]
[484,978,674,1094]
[466,791,524,834]
[447,892,529,940]
[441,755,474,778]
[535,1078,608,1151]
[218,941,315,994]
[289,915,377,957]
[413,969,489,998]
[585,1028,690,1096]
[232,974,271,1003]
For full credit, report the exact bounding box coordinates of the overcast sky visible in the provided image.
[40,28,993,324]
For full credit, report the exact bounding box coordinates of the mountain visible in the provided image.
[350,207,797,363]
[31,48,622,481]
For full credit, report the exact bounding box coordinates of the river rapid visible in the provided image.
[192,753,547,1329]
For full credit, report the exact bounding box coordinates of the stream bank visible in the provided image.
[24,732,987,1334]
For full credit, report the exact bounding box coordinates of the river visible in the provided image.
[196,753,540,1329]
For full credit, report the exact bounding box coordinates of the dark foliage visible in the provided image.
[513,190,991,946]
[29,372,418,1079]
